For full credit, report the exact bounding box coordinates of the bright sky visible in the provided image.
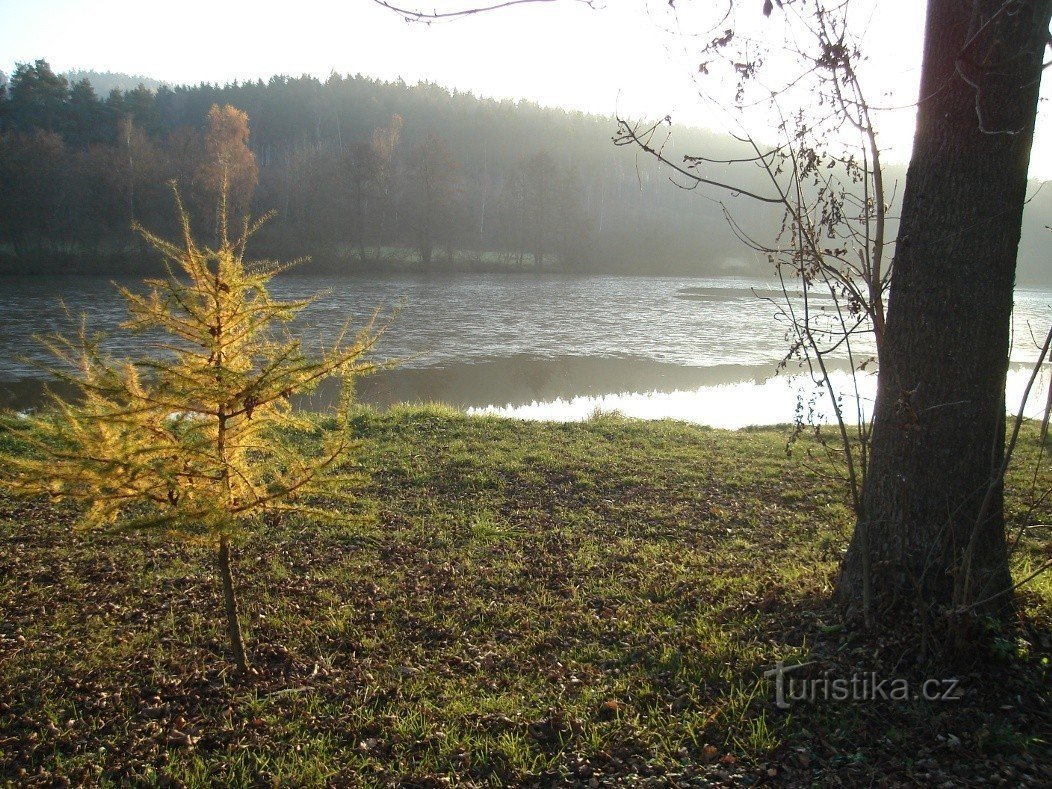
[1,0,1050,178]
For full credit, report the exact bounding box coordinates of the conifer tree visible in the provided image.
[0,186,383,672]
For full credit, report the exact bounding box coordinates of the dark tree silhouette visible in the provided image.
[7,60,69,133]
[404,134,461,264]
[836,0,1052,633]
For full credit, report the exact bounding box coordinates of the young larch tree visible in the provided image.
[0,186,384,672]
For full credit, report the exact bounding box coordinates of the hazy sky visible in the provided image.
[2,0,1050,177]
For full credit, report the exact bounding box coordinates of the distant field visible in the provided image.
[0,408,1048,786]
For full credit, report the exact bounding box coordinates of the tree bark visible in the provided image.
[1041,364,1052,443]
[837,0,1052,626]
[218,535,249,672]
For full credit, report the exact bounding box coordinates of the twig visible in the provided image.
[956,323,1052,607]
[371,0,590,22]
[950,559,1052,616]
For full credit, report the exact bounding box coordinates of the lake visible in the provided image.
[1,273,1050,428]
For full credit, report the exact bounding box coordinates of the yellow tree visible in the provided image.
[0,187,383,672]
[197,104,259,225]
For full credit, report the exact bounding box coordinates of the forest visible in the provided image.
[2,59,1049,281]
[0,59,736,275]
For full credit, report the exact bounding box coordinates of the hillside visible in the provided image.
[1,62,1050,283]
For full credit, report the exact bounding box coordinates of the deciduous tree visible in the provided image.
[378,0,1052,648]
[0,130,68,252]
[837,0,1052,635]
[198,104,259,227]
[404,133,461,264]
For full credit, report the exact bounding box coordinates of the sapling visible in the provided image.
[1,187,384,672]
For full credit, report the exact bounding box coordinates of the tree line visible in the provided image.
[0,59,765,275]
[1,58,1050,281]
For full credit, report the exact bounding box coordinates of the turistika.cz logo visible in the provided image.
[764,661,963,709]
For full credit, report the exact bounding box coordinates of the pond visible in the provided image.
[1,272,1049,428]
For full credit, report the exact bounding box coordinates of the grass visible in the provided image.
[0,405,1049,786]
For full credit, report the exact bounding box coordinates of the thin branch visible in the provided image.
[371,0,591,22]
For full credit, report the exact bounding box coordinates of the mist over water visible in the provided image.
[1,272,1050,428]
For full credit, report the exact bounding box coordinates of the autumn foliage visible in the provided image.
[198,104,258,222]
[0,188,384,670]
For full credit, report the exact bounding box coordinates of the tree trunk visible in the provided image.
[218,535,249,672]
[1041,364,1052,443]
[421,206,434,264]
[356,182,369,264]
[376,190,389,262]
[837,0,1052,627]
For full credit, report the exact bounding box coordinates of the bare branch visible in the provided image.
[371,0,592,22]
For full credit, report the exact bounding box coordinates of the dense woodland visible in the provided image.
[0,60,1050,281]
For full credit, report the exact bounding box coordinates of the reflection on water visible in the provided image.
[469,368,1052,430]
[0,272,1049,425]
[3,273,1050,375]
[318,356,780,411]
[0,273,797,377]
[0,356,805,412]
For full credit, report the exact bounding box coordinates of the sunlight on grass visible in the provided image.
[0,408,1048,784]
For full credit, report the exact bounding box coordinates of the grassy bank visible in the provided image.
[0,407,1049,786]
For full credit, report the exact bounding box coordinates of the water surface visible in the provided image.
[1,273,1049,427]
